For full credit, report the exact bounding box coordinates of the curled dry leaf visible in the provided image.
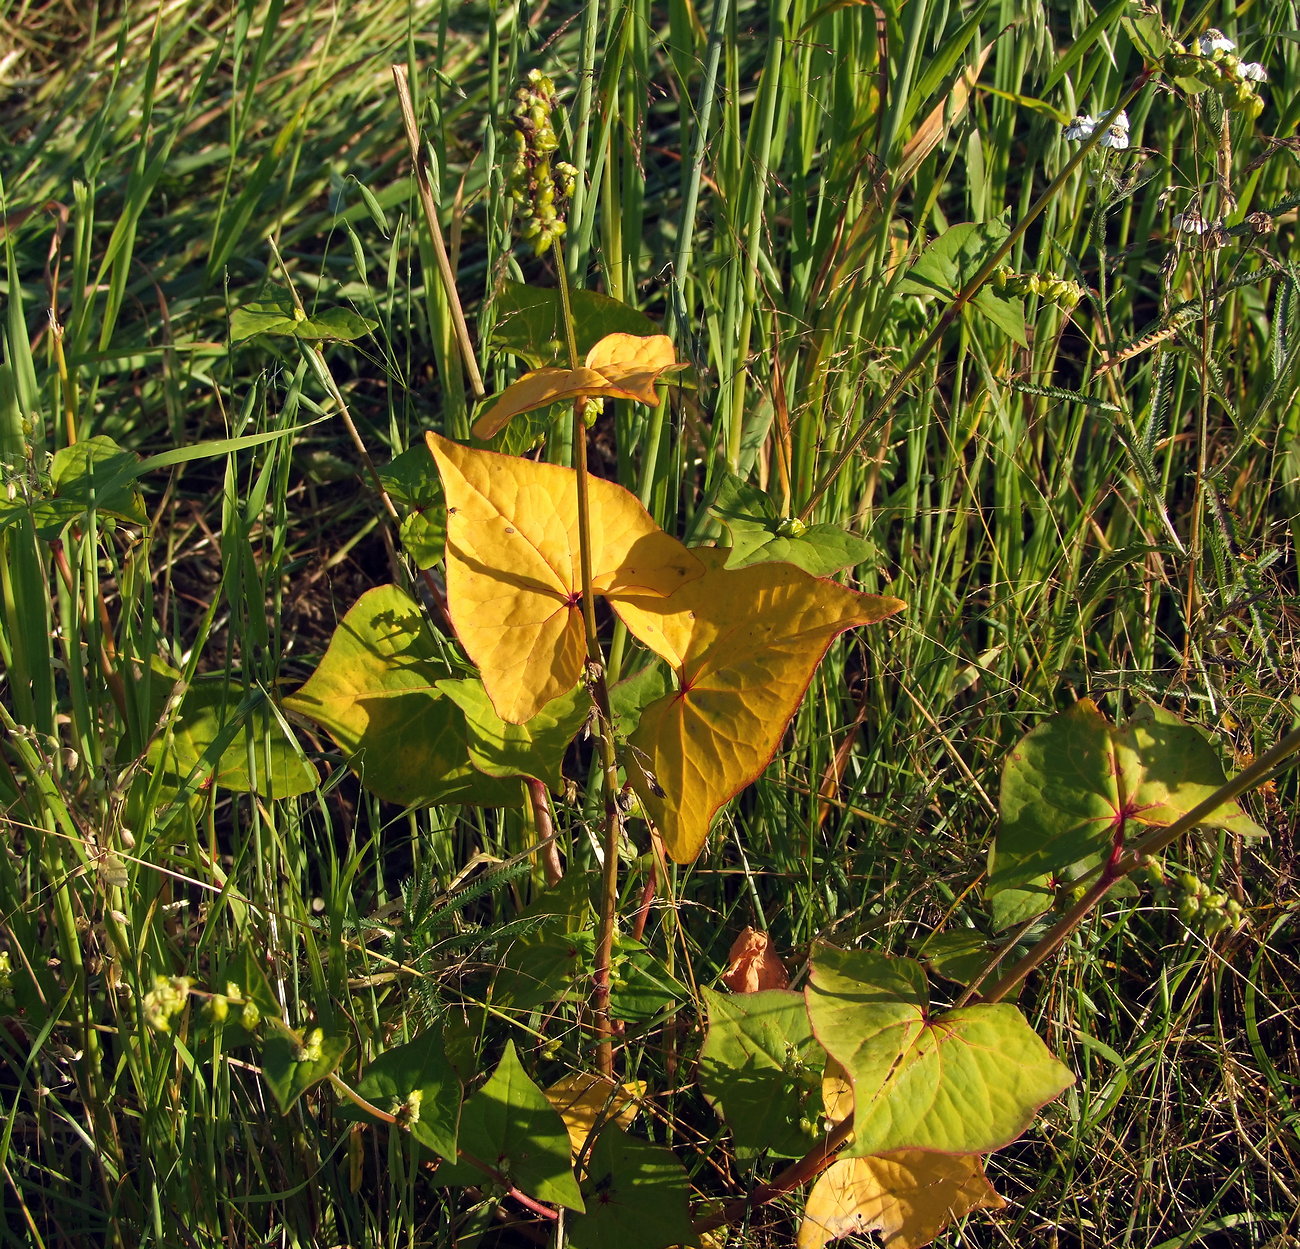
[472,332,687,438]
[721,927,790,993]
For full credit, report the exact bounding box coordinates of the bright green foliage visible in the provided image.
[376,445,448,568]
[261,1028,349,1112]
[986,700,1266,927]
[710,475,877,575]
[568,1127,699,1249]
[489,280,662,368]
[436,1040,586,1212]
[894,219,1026,344]
[697,988,826,1159]
[230,300,378,343]
[805,946,1075,1156]
[148,674,318,798]
[341,1030,462,1160]
[283,584,523,806]
[0,435,148,536]
[438,677,589,793]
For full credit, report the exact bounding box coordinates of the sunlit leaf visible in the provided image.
[895,220,1023,343]
[798,1151,1005,1249]
[437,677,588,792]
[376,444,447,568]
[697,988,826,1159]
[615,550,903,861]
[283,584,520,806]
[230,299,377,342]
[262,1028,348,1111]
[427,433,702,723]
[985,700,1266,927]
[544,1073,643,1157]
[38,435,148,534]
[149,676,318,799]
[711,475,877,575]
[472,333,687,438]
[340,1030,461,1161]
[805,945,1073,1156]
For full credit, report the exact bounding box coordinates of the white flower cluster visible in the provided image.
[1063,110,1130,149]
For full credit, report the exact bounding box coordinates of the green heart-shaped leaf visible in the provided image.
[805,945,1074,1156]
[697,988,826,1159]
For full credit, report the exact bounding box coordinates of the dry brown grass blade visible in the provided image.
[894,38,994,190]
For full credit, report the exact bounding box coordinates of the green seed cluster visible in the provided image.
[506,70,578,257]
[1177,872,1246,935]
[206,981,261,1030]
[143,973,193,1033]
[1166,33,1267,118]
[992,267,1085,309]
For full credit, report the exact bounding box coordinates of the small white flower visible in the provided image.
[1238,61,1268,82]
[1198,29,1235,54]
[1100,111,1130,149]
[1173,211,1211,235]
[1064,114,1099,140]
[1064,108,1128,149]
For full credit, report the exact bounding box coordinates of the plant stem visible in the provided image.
[554,240,624,1078]
[693,1117,856,1233]
[392,64,485,401]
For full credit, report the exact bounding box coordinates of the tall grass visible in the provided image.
[1,0,1298,1245]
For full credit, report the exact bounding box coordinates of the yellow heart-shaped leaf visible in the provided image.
[543,1073,644,1158]
[472,333,687,438]
[615,550,904,861]
[798,1152,1005,1249]
[427,433,702,723]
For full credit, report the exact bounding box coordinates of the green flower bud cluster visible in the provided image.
[205,981,261,1031]
[1177,872,1246,935]
[992,267,1085,309]
[294,1027,325,1064]
[779,1044,823,1139]
[507,70,579,256]
[0,951,14,1009]
[1165,32,1267,118]
[391,1088,423,1127]
[143,974,193,1034]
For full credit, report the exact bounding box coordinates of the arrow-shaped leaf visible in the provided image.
[427,433,702,723]
[615,550,903,861]
[985,699,1266,927]
[284,584,520,806]
[231,299,377,342]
